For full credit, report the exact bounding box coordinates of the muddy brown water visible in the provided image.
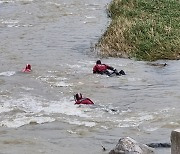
[0,0,179,153]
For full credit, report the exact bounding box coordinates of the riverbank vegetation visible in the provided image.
[96,0,180,61]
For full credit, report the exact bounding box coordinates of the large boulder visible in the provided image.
[109,137,154,154]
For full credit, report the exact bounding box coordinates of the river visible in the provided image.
[0,0,179,153]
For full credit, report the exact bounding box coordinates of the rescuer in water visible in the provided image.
[74,93,94,105]
[22,64,32,73]
[93,60,125,76]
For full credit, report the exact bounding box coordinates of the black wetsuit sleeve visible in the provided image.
[107,65,114,71]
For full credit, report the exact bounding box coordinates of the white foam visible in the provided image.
[3,97,44,113]
[2,19,19,24]
[21,24,33,27]
[0,96,56,127]
[54,81,73,87]
[101,126,109,129]
[0,105,12,113]
[0,71,15,76]
[0,95,94,128]
[16,0,33,2]
[44,99,90,118]
[85,16,96,19]
[1,95,138,128]
[0,116,54,128]
[159,108,171,113]
[66,119,96,127]
[144,127,159,132]
[67,64,81,68]
[137,113,154,121]
[47,70,59,73]
[118,123,139,128]
[87,8,97,10]
[117,112,154,128]
[83,21,96,24]
[37,75,72,87]
[46,1,61,7]
[20,86,34,91]
[0,0,14,4]
[67,130,77,134]
[127,77,142,81]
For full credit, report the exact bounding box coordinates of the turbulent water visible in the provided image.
[0,0,179,154]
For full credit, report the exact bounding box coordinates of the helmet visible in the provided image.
[96,60,101,64]
[26,64,31,70]
[74,93,82,101]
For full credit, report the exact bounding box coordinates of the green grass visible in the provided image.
[96,0,180,61]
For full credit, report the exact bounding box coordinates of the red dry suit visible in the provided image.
[74,93,94,105]
[75,98,94,105]
[93,64,114,75]
[93,60,125,76]
[22,64,31,73]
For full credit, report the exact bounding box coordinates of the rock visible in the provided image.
[171,129,180,154]
[147,143,171,148]
[147,62,167,67]
[109,137,154,154]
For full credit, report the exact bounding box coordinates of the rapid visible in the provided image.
[0,0,180,153]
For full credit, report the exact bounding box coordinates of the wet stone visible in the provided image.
[109,137,154,154]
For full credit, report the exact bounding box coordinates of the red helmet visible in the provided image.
[26,64,31,70]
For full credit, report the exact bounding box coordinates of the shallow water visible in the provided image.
[0,0,179,153]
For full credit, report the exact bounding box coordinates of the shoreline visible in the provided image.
[96,0,180,61]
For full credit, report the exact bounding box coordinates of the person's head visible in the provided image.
[74,93,82,101]
[96,60,101,64]
[26,64,31,70]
